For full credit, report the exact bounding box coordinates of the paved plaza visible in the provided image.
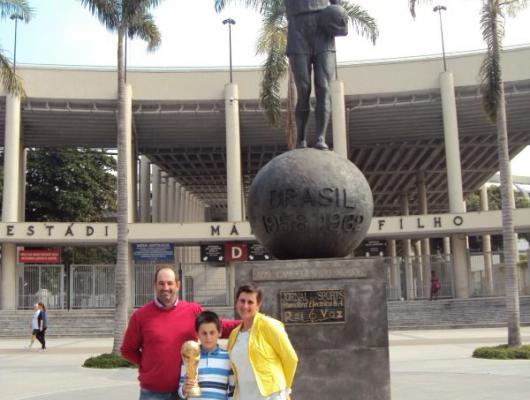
[1,327,529,400]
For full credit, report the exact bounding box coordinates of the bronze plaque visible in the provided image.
[280,289,345,325]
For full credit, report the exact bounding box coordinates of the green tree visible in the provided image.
[466,185,530,212]
[80,0,162,354]
[0,0,32,95]
[25,148,116,222]
[214,0,377,147]
[410,0,527,347]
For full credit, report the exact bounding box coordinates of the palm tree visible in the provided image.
[0,0,33,96]
[80,0,162,354]
[410,0,527,347]
[215,0,378,148]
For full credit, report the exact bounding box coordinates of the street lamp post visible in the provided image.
[10,14,24,75]
[222,18,236,83]
[433,5,448,72]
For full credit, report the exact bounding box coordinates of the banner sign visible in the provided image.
[201,244,225,262]
[224,242,248,262]
[248,243,272,261]
[132,243,174,263]
[19,248,61,264]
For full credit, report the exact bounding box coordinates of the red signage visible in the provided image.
[224,242,248,262]
[19,248,61,264]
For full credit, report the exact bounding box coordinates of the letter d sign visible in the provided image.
[225,242,248,262]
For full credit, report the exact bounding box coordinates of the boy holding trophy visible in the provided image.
[178,311,234,399]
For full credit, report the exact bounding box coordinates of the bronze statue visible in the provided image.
[285,0,348,150]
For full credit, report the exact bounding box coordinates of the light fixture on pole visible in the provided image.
[222,18,236,83]
[10,13,24,75]
[433,5,448,72]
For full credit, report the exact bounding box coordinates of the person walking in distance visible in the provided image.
[36,302,47,352]
[27,303,40,350]
[430,270,441,300]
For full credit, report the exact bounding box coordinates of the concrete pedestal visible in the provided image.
[234,258,391,400]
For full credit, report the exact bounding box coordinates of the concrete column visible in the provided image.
[443,237,451,256]
[193,198,198,222]
[151,165,161,223]
[167,177,175,223]
[225,83,243,221]
[19,147,27,221]
[139,156,151,222]
[401,193,414,300]
[160,172,167,222]
[480,185,494,295]
[1,94,22,310]
[330,80,348,158]
[123,84,137,307]
[417,172,431,298]
[388,239,401,300]
[173,183,181,222]
[440,72,469,298]
[124,84,135,224]
[178,187,186,222]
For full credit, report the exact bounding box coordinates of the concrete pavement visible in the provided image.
[1,327,529,400]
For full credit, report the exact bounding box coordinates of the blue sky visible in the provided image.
[0,0,528,175]
[1,0,529,67]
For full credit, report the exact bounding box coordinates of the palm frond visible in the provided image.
[0,0,33,22]
[339,1,378,44]
[260,32,288,127]
[79,0,120,31]
[479,0,505,123]
[256,0,286,55]
[408,0,433,18]
[0,51,25,97]
[502,0,527,16]
[123,0,163,18]
[214,0,270,14]
[127,12,161,51]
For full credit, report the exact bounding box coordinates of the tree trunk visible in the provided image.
[286,64,296,150]
[113,26,130,355]
[497,82,521,347]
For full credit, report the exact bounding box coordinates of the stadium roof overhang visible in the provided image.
[1,47,529,220]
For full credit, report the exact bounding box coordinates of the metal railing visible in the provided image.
[385,255,454,301]
[16,264,65,309]
[70,264,115,308]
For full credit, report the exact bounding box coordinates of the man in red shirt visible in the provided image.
[121,267,239,400]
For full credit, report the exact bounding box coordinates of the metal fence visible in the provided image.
[469,251,530,297]
[134,263,159,307]
[181,263,231,306]
[133,262,231,307]
[70,264,115,308]
[16,264,65,309]
[18,251,526,310]
[385,255,454,301]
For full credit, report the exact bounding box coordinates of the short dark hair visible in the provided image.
[195,310,221,332]
[236,282,262,304]
[154,266,177,283]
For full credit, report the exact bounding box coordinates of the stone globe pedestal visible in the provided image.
[247,148,373,260]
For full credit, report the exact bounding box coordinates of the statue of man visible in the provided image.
[285,0,346,150]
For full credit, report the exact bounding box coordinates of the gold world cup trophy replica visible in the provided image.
[181,340,202,397]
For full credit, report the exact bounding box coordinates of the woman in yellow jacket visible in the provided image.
[227,283,298,400]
